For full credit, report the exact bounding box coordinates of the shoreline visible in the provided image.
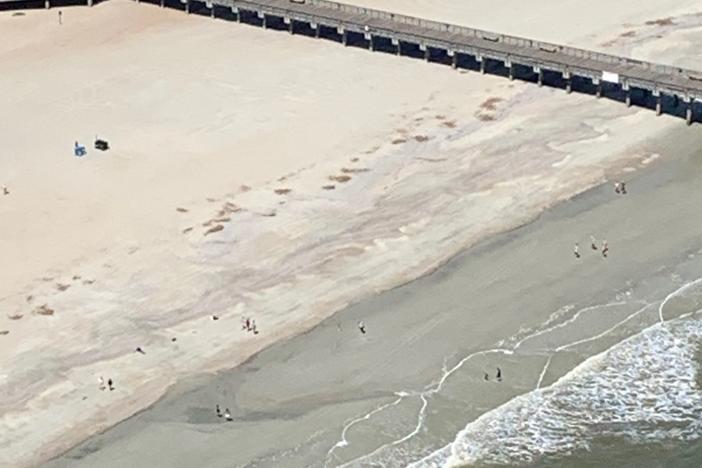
[44,123,702,467]
[25,128,689,468]
[2,2,702,467]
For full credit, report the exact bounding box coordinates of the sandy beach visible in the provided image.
[1,0,701,466]
[45,125,702,468]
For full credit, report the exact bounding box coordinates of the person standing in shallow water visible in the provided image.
[358,321,366,334]
[573,243,580,258]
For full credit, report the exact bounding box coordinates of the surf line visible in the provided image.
[658,277,702,323]
[328,298,650,465]
[325,392,407,464]
[336,297,668,466]
[334,348,512,468]
[535,355,552,390]
[534,302,652,390]
[513,300,637,350]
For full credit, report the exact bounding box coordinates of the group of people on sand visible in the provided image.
[573,181,625,260]
[242,317,259,335]
[98,376,114,391]
[483,367,502,382]
[574,236,609,259]
[215,404,233,422]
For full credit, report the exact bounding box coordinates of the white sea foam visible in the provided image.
[411,317,702,467]
[335,281,702,468]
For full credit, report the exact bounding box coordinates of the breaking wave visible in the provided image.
[411,316,702,467]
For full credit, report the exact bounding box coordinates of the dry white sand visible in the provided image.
[0,0,701,466]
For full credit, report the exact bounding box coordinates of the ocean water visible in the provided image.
[408,280,702,468]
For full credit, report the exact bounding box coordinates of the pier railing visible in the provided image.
[304,0,694,78]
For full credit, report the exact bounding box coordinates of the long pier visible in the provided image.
[153,0,702,124]
[3,0,702,123]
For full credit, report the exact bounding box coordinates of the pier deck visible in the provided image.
[3,0,701,122]
[216,0,702,101]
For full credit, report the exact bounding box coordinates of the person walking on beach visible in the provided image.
[602,240,609,258]
[2,186,8,196]
[614,182,621,194]
[358,321,366,334]
[573,243,580,258]
[620,182,627,194]
[98,376,106,391]
[496,367,502,382]
[484,372,489,381]
[224,408,233,422]
[107,378,114,391]
[216,404,222,418]
[252,320,259,335]
[136,346,145,355]
[590,236,598,251]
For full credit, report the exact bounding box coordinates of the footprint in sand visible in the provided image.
[33,304,55,316]
[329,175,352,183]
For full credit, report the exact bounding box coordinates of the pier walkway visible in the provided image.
[3,0,702,123]
[173,0,702,123]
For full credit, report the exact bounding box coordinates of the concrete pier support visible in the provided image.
[313,24,320,38]
[396,41,401,56]
[565,78,572,94]
[595,80,602,98]
[210,5,215,19]
[369,36,374,51]
[424,47,430,61]
[262,15,267,29]
[625,90,631,107]
[342,31,347,46]
[185,1,189,14]
[656,96,662,115]
[479,58,485,74]
[507,62,513,81]
[45,0,49,8]
[160,0,164,7]
[451,52,457,69]
[87,0,92,6]
[287,19,293,34]
[536,68,543,87]
[686,100,693,126]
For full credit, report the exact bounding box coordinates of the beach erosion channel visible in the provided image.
[1,0,702,467]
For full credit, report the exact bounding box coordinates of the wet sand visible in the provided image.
[45,126,702,467]
[3,2,702,466]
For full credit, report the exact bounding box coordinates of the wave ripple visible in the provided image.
[413,318,702,467]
